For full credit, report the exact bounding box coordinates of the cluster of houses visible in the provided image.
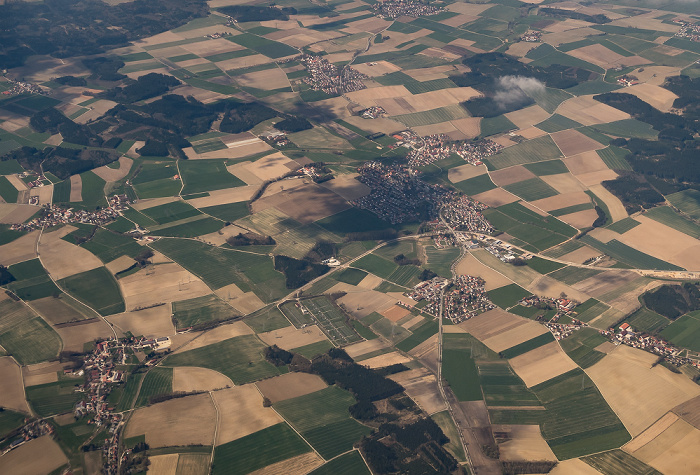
[484,240,519,263]
[1,77,44,96]
[606,323,700,369]
[10,199,128,232]
[1,420,53,456]
[299,54,368,95]
[406,135,503,169]
[372,0,442,19]
[519,295,587,339]
[204,31,233,39]
[673,19,700,42]
[259,130,291,147]
[441,195,494,235]
[443,275,495,323]
[520,30,542,42]
[352,161,452,224]
[360,106,386,119]
[616,75,640,87]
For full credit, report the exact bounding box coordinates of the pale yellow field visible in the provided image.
[575,169,619,187]
[504,105,550,129]
[249,452,323,475]
[610,14,681,33]
[448,163,486,183]
[0,229,38,265]
[258,324,328,350]
[588,184,628,221]
[556,95,630,125]
[616,216,700,270]
[244,152,299,181]
[624,412,679,453]
[490,166,536,187]
[450,117,481,137]
[357,273,384,290]
[446,2,492,15]
[235,68,290,90]
[186,185,257,208]
[361,351,412,368]
[551,129,604,157]
[345,85,412,106]
[353,60,402,77]
[548,458,601,475]
[458,308,528,341]
[0,435,68,475]
[494,424,557,462]
[509,342,578,387]
[69,174,82,202]
[506,42,539,58]
[0,357,29,413]
[527,275,590,303]
[482,320,549,353]
[544,18,594,33]
[628,418,700,474]
[413,121,460,138]
[6,174,27,192]
[198,224,249,247]
[319,173,370,201]
[92,157,133,182]
[673,394,700,429]
[214,284,265,315]
[564,150,608,175]
[212,385,283,446]
[344,338,390,359]
[389,367,446,414]
[558,209,598,229]
[471,187,520,207]
[337,289,395,318]
[131,195,179,210]
[148,454,179,475]
[568,44,647,69]
[342,115,405,135]
[107,305,175,338]
[256,372,328,404]
[125,393,216,447]
[22,361,62,387]
[530,191,591,212]
[559,245,601,265]
[28,184,52,206]
[517,126,547,139]
[382,304,411,322]
[39,226,104,280]
[0,204,40,225]
[470,249,541,289]
[587,344,700,436]
[172,366,232,392]
[55,320,114,352]
[174,321,254,353]
[119,259,211,309]
[613,83,678,112]
[105,255,136,274]
[402,314,424,330]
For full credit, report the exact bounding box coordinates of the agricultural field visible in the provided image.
[301,296,362,346]
[172,294,237,329]
[58,267,125,316]
[0,297,61,365]
[134,367,173,407]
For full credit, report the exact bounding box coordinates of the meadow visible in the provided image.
[623,307,669,334]
[228,33,298,58]
[178,159,245,195]
[165,334,282,384]
[114,373,144,412]
[309,450,370,475]
[580,236,682,271]
[58,267,125,316]
[500,333,555,359]
[6,258,59,301]
[334,268,368,286]
[0,410,26,439]
[548,266,601,286]
[424,246,461,278]
[478,361,541,407]
[667,189,700,220]
[660,311,700,351]
[172,294,237,329]
[135,367,173,407]
[212,423,311,475]
[0,298,61,365]
[504,177,559,202]
[487,283,531,309]
[395,319,439,352]
[442,333,484,402]
[353,254,398,280]
[141,201,202,225]
[79,229,144,263]
[644,206,700,239]
[485,136,562,170]
[26,379,84,418]
[558,328,607,369]
[582,450,661,475]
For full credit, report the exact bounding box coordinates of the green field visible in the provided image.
[549,266,602,286]
[500,333,555,359]
[135,367,173,407]
[478,361,541,407]
[275,386,371,459]
[152,238,287,301]
[523,159,570,176]
[0,298,61,365]
[228,33,298,58]
[424,245,461,278]
[504,177,559,201]
[244,305,291,333]
[212,423,311,475]
[580,236,682,271]
[0,410,26,439]
[148,216,224,237]
[667,189,700,220]
[660,311,700,351]
[592,119,658,139]
[199,201,250,222]
[479,115,517,137]
[26,379,84,417]
[396,319,439,352]
[582,449,662,475]
[559,327,607,369]
[370,317,411,344]
[485,136,563,170]
[316,208,394,235]
[393,104,470,127]
[531,369,631,459]
[542,240,586,259]
[606,217,640,234]
[624,307,669,334]
[293,339,335,358]
[334,267,368,285]
[452,173,497,195]
[172,294,237,329]
[114,373,144,412]
[442,333,485,401]
[178,159,245,195]
[386,265,422,287]
[0,176,18,203]
[309,450,371,475]
[353,253,398,280]
[431,411,466,462]
[0,158,25,174]
[140,201,202,225]
[487,283,531,309]
[644,206,700,239]
[79,229,143,263]
[535,114,582,133]
[526,256,566,274]
[6,258,59,301]
[597,146,632,171]
[79,171,107,208]
[574,299,610,323]
[58,267,125,316]
[165,334,282,384]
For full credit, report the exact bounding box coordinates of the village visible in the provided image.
[406,134,504,169]
[299,54,368,95]
[0,76,44,96]
[372,0,442,19]
[441,195,495,235]
[673,18,700,42]
[9,195,131,232]
[606,323,700,370]
[407,275,495,323]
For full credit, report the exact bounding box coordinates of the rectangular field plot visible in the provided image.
[140,201,202,225]
[597,146,632,171]
[309,450,371,475]
[386,265,422,287]
[152,239,287,302]
[0,298,61,365]
[301,296,362,346]
[424,246,460,278]
[26,379,84,417]
[500,333,555,360]
[580,236,682,271]
[178,159,245,195]
[393,104,470,127]
[573,299,610,323]
[485,136,562,170]
[549,266,602,286]
[559,328,607,369]
[227,33,297,58]
[334,268,368,286]
[504,177,559,202]
[478,361,541,407]
[667,189,700,221]
[582,449,662,475]
[172,294,238,330]
[442,333,486,402]
[6,258,59,301]
[644,206,700,240]
[274,386,372,459]
[212,423,311,475]
[487,283,531,310]
[531,369,630,460]
[57,267,125,316]
[79,229,144,263]
[165,334,282,384]
[660,311,700,352]
[623,307,669,334]
[135,367,173,407]
[353,254,398,280]
[396,319,439,352]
